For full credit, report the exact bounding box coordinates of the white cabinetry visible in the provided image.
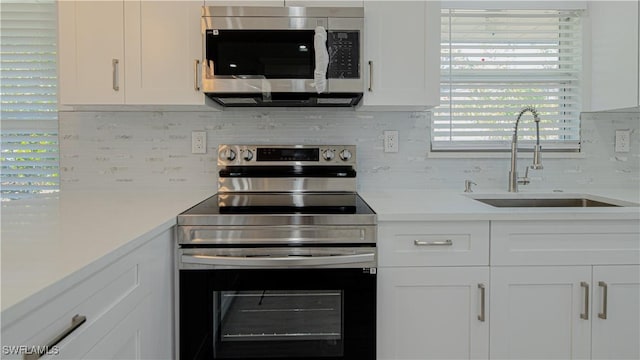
[58,1,204,105]
[361,1,440,109]
[0,228,174,360]
[591,265,640,360]
[490,220,640,360]
[589,1,639,111]
[58,1,124,105]
[377,221,490,360]
[490,266,592,360]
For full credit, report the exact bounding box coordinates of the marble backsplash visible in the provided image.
[59,109,639,194]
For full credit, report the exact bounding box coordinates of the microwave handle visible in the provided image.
[313,26,328,93]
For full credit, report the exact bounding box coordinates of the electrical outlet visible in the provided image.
[615,129,630,153]
[384,130,399,153]
[192,131,207,154]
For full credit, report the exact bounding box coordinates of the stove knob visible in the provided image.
[339,149,352,161]
[322,149,335,161]
[220,149,236,161]
[243,149,254,161]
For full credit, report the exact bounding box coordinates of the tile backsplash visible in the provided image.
[59,109,639,193]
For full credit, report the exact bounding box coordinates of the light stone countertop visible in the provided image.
[2,188,639,323]
[359,188,640,222]
[0,191,213,320]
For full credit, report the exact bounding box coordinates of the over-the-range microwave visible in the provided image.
[201,6,364,107]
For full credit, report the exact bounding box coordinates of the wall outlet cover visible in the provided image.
[192,131,207,154]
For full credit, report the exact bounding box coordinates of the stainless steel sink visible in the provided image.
[473,197,621,208]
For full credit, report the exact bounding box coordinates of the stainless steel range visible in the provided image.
[176,145,376,360]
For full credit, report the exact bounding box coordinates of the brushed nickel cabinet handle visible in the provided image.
[368,60,373,92]
[414,239,453,246]
[112,59,119,91]
[478,283,486,322]
[580,282,589,320]
[194,59,200,91]
[23,314,86,359]
[598,281,608,319]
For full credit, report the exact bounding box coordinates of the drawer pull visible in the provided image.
[23,314,86,360]
[478,283,486,322]
[112,59,119,91]
[368,60,373,92]
[414,239,453,246]
[580,282,589,320]
[598,281,608,319]
[194,59,200,91]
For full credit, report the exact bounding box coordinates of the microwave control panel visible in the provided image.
[327,31,360,79]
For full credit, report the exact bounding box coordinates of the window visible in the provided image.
[1,0,59,200]
[432,8,583,151]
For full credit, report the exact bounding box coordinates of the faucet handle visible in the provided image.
[464,180,477,193]
[518,167,531,185]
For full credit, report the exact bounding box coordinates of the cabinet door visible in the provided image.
[58,0,124,105]
[362,1,440,108]
[124,1,204,105]
[589,1,639,111]
[378,267,489,360]
[592,265,640,360]
[490,266,591,360]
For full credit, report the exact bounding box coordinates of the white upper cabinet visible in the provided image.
[58,1,125,105]
[588,1,639,111]
[361,1,440,109]
[58,1,204,105]
[124,1,203,105]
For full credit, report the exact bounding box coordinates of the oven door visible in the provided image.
[178,248,376,360]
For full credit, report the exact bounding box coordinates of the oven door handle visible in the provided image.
[181,253,375,268]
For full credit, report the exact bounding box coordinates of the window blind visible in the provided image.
[1,0,59,200]
[432,8,583,151]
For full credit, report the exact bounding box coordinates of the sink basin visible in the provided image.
[474,198,620,208]
[469,194,639,208]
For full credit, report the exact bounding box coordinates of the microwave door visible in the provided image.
[204,29,319,94]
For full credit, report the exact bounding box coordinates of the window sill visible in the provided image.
[426,151,586,159]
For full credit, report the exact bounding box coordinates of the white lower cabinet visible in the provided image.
[489,220,640,360]
[378,267,489,360]
[490,266,592,360]
[490,265,640,360]
[378,219,639,360]
[591,265,640,360]
[1,228,174,360]
[377,221,490,360]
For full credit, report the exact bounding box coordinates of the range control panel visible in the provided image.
[218,145,356,167]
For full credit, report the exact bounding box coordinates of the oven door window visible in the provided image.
[206,30,315,79]
[215,290,343,357]
[180,269,375,360]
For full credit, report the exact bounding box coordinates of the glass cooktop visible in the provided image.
[181,193,375,216]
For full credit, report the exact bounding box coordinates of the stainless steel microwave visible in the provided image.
[201,6,364,107]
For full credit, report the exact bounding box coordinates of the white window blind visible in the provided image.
[1,0,59,200]
[432,8,583,151]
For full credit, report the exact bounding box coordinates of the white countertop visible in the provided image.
[2,188,638,322]
[1,191,213,317]
[359,188,640,221]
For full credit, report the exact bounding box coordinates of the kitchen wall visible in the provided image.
[59,109,639,194]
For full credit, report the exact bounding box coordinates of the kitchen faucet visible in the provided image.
[508,106,543,192]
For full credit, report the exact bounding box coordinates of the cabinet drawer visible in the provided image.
[1,244,152,359]
[491,220,640,266]
[378,221,490,266]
